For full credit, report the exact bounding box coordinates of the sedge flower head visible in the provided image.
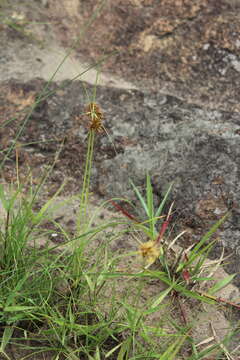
[86,102,104,133]
[139,240,160,266]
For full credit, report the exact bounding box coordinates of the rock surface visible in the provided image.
[48,0,240,112]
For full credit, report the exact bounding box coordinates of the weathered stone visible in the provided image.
[46,0,240,112]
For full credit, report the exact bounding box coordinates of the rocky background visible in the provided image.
[0,0,240,287]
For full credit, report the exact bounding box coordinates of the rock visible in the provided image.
[41,0,49,7]
[48,0,240,112]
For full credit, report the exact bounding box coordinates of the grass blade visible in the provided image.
[177,213,229,272]
[159,335,186,360]
[155,182,173,220]
[208,274,236,295]
[0,326,14,353]
[155,182,173,221]
[146,173,154,236]
[130,179,148,216]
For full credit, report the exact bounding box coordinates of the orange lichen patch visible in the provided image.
[6,88,35,111]
[86,102,104,133]
[139,240,160,266]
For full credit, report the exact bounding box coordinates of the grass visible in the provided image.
[0,2,240,359]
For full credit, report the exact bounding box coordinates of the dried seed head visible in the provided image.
[139,240,160,266]
[86,102,104,133]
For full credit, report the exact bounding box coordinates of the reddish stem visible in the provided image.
[156,217,171,244]
[110,201,140,223]
[216,297,240,310]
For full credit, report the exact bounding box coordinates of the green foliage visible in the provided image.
[130,174,173,240]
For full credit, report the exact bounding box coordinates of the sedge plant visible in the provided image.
[71,67,106,284]
[109,175,240,358]
[112,174,231,285]
[0,4,238,358]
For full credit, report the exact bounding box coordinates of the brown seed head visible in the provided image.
[86,102,104,133]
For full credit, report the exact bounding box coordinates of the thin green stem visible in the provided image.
[77,130,95,236]
[73,129,95,282]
